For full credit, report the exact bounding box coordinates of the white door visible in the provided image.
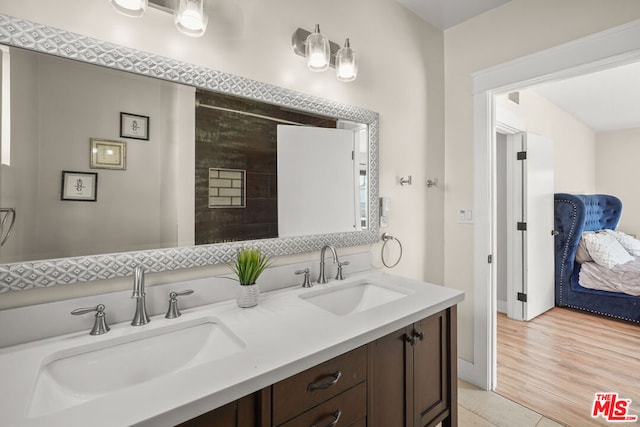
[277,125,356,237]
[506,132,555,321]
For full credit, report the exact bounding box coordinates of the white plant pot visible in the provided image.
[236,283,260,308]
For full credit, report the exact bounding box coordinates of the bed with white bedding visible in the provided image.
[580,258,640,296]
[554,193,640,323]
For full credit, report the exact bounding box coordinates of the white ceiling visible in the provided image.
[532,61,640,131]
[396,0,512,30]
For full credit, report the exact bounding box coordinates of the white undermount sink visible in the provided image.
[28,317,245,418]
[299,280,412,316]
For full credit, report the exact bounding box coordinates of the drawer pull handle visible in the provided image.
[308,371,342,391]
[311,409,342,427]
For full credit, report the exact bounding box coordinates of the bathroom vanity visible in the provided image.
[182,306,456,427]
[0,271,463,427]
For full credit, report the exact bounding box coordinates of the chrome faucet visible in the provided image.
[131,265,150,326]
[318,244,338,284]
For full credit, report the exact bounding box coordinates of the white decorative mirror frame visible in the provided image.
[0,14,379,293]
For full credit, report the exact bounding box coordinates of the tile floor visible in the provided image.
[459,380,565,427]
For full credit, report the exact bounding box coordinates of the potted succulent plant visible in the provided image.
[230,248,272,308]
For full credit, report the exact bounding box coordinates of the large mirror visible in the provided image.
[0,14,379,292]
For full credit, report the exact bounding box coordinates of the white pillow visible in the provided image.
[604,229,640,257]
[581,231,633,268]
[575,232,594,263]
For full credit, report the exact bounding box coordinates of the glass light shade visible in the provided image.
[175,0,208,38]
[110,0,148,17]
[336,39,358,82]
[305,25,330,72]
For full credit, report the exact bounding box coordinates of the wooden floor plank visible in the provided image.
[495,307,640,427]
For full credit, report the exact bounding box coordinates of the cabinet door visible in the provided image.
[177,400,237,427]
[367,325,413,427]
[177,391,267,427]
[413,310,450,427]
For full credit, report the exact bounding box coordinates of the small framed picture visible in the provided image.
[120,112,149,140]
[90,138,126,170]
[61,171,98,202]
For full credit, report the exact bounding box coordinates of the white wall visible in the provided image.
[497,90,596,193]
[444,0,640,363]
[595,128,640,237]
[0,0,445,308]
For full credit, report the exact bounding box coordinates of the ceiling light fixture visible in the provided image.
[292,25,358,82]
[109,0,208,37]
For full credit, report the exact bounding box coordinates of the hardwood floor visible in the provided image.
[496,307,640,427]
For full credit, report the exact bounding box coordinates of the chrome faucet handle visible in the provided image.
[71,304,110,335]
[335,261,350,280]
[295,268,313,288]
[165,289,194,319]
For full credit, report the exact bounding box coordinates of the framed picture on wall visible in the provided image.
[61,171,98,202]
[120,112,149,140]
[90,138,126,170]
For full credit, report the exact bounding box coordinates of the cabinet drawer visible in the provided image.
[273,346,367,425]
[278,381,366,427]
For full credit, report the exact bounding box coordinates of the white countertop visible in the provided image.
[0,271,464,426]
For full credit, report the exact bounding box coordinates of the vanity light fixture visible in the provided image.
[174,0,208,38]
[110,0,148,17]
[336,38,358,82]
[292,26,359,82]
[305,24,330,72]
[109,0,208,38]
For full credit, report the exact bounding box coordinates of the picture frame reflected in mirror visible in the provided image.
[120,112,149,140]
[61,171,98,202]
[90,138,127,170]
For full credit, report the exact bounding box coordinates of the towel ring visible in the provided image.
[0,208,15,247]
[381,233,403,268]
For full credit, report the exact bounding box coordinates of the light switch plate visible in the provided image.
[457,208,473,224]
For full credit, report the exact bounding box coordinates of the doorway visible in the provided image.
[468,19,640,391]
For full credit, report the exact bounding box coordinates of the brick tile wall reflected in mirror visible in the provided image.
[194,89,337,245]
[208,168,246,208]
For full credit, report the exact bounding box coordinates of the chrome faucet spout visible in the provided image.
[131,265,150,326]
[318,244,338,284]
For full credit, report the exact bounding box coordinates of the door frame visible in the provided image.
[463,18,640,390]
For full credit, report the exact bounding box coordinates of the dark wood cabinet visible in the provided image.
[272,345,368,426]
[367,324,412,426]
[177,392,264,427]
[368,306,457,427]
[278,382,367,427]
[179,306,457,427]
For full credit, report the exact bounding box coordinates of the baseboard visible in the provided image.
[458,357,490,390]
[497,299,507,314]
